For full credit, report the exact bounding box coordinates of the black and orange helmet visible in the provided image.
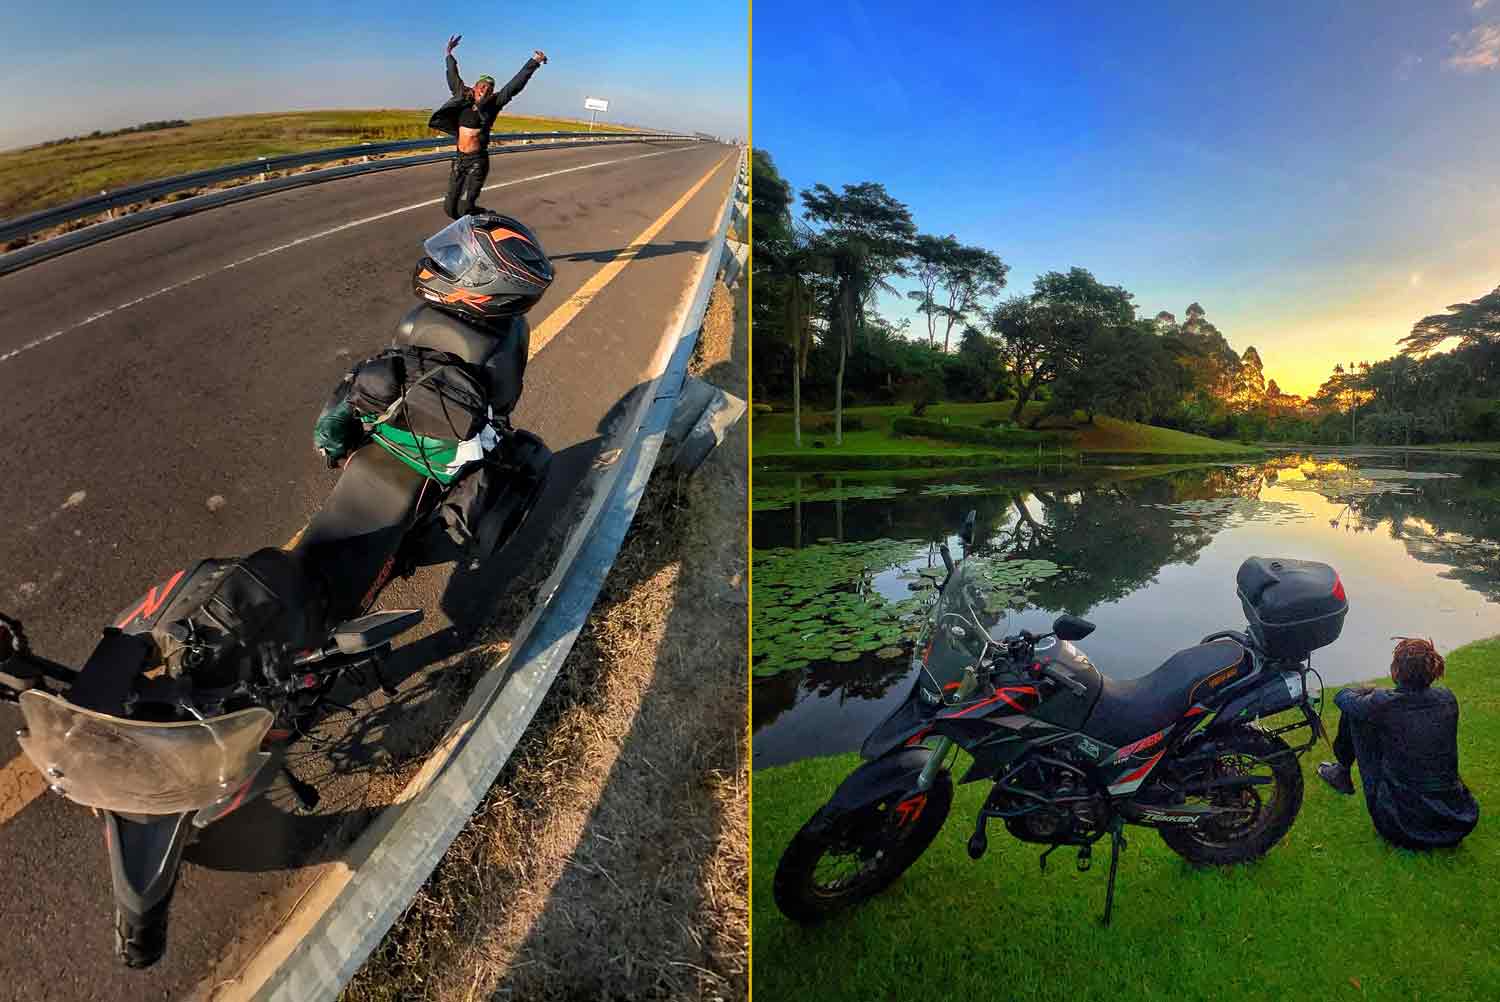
[413,213,553,320]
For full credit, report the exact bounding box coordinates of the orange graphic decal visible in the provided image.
[116,569,186,628]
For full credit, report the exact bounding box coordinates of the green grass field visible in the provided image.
[750,636,1500,1002]
[0,109,645,221]
[753,401,1264,470]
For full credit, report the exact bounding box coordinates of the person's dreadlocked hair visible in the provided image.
[1390,637,1445,688]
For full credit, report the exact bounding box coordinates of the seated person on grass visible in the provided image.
[1318,637,1480,849]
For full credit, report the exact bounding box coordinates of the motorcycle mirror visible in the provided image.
[958,509,977,548]
[332,609,424,655]
[1053,614,1095,642]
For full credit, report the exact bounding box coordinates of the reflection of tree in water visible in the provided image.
[1325,460,1500,603]
[974,476,1221,615]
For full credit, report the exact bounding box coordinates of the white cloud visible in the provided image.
[1475,0,1493,12]
[1448,23,1500,70]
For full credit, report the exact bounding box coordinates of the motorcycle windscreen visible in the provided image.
[16,690,272,813]
[916,562,993,706]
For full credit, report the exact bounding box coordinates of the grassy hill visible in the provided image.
[0,109,649,222]
[753,401,1264,470]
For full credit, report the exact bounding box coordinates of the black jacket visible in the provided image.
[1336,683,1480,849]
[428,55,542,150]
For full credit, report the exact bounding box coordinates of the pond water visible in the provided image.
[751,452,1500,769]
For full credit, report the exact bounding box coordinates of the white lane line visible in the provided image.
[0,145,701,366]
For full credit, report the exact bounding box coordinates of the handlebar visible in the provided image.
[1037,661,1089,697]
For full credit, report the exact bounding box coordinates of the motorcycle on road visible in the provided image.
[773,511,1347,927]
[0,212,557,967]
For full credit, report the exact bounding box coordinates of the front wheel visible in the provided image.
[114,895,172,969]
[773,771,952,924]
[1159,725,1303,866]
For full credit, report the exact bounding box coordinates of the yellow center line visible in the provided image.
[1,152,734,831]
[527,151,733,357]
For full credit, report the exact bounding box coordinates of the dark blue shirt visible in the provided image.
[1335,683,1479,848]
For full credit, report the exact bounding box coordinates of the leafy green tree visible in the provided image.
[907,234,1010,352]
[800,182,916,444]
[1399,284,1500,355]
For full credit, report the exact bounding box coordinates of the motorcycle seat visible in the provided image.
[294,443,427,620]
[393,304,528,415]
[1083,639,1249,749]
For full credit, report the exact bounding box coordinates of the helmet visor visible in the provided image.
[423,216,498,286]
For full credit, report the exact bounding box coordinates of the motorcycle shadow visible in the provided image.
[188,381,654,875]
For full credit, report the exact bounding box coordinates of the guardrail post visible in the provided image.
[101,192,113,221]
[257,156,268,183]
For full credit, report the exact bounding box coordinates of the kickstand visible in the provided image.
[281,765,321,813]
[1100,818,1127,927]
[1038,843,1060,872]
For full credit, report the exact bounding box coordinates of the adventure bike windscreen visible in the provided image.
[423,215,499,286]
[916,561,995,706]
[15,691,273,814]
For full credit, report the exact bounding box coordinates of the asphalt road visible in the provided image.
[0,138,736,1000]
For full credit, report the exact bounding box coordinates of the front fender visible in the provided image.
[824,747,936,817]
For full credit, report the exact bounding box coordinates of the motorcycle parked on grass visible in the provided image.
[0,212,556,968]
[773,511,1347,926]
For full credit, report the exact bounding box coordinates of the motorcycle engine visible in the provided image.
[998,763,1106,845]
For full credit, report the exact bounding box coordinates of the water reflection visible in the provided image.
[752,454,1500,769]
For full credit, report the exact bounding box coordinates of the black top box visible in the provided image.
[1236,557,1348,661]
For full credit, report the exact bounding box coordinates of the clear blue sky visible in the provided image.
[753,0,1500,395]
[0,2,747,148]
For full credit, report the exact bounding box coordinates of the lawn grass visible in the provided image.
[750,636,1500,1002]
[753,402,1264,471]
[0,109,646,220]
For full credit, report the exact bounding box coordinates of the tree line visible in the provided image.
[752,147,1500,446]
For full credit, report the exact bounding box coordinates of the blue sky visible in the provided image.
[754,0,1500,395]
[0,2,746,149]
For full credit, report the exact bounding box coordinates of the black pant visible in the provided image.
[1332,712,1377,771]
[445,153,490,219]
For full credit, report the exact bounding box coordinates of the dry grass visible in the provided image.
[341,282,748,1002]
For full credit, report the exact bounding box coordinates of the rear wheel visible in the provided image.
[1159,725,1303,865]
[773,771,952,924]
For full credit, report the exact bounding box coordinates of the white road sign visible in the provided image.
[584,97,610,112]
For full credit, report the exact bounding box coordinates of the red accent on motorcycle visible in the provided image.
[893,793,928,827]
[301,674,319,689]
[115,569,186,628]
[1332,575,1346,602]
[1184,705,1207,718]
[1114,728,1166,762]
[1118,749,1166,785]
[941,685,1039,719]
[905,728,933,747]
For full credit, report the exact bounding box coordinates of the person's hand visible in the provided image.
[533,49,548,64]
[446,34,462,56]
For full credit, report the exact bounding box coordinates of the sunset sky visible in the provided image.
[754,0,1500,396]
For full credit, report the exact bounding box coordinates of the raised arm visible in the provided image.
[487,49,547,109]
[445,34,466,97]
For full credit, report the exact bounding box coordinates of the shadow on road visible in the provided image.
[187,378,656,876]
[549,238,707,264]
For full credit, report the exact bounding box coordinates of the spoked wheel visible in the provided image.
[1160,725,1303,865]
[773,771,952,924]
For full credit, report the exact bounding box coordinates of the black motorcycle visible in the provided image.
[0,214,554,968]
[773,511,1347,926]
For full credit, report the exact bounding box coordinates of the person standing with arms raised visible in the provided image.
[430,34,548,220]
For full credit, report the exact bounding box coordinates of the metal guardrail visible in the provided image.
[0,131,691,243]
[0,131,704,277]
[210,147,748,1002]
